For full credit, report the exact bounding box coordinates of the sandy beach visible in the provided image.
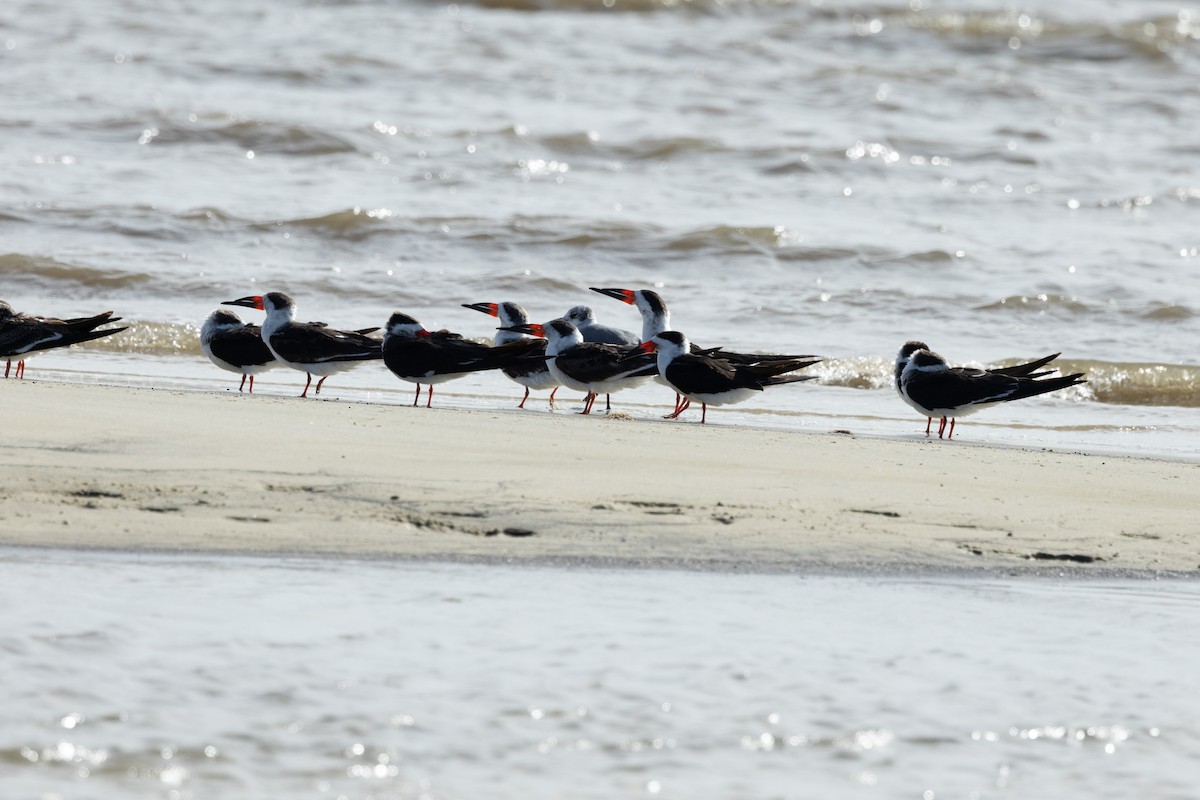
[0,380,1195,575]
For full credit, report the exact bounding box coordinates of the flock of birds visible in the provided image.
[1,290,1087,437]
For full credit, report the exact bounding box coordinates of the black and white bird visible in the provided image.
[894,340,1065,435]
[0,300,127,379]
[898,346,1087,439]
[499,318,656,415]
[590,286,821,415]
[632,331,819,424]
[383,312,545,408]
[461,301,559,408]
[562,305,640,346]
[199,308,278,393]
[222,292,381,398]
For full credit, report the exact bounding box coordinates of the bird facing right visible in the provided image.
[898,345,1086,439]
[0,300,127,379]
[633,331,820,424]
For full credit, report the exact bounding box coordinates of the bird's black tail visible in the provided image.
[1008,372,1087,402]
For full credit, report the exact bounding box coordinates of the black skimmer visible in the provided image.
[200,308,278,393]
[499,319,656,415]
[461,301,559,408]
[899,346,1087,439]
[632,331,819,424]
[222,292,381,397]
[590,286,821,414]
[894,340,1064,435]
[383,312,545,408]
[0,300,127,379]
[562,305,640,346]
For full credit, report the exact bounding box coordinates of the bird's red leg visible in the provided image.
[548,387,558,407]
[937,417,947,438]
[581,392,595,414]
[667,393,686,419]
[300,373,312,397]
[665,397,691,419]
[412,383,421,407]
[948,418,956,439]
[315,376,328,395]
[16,360,24,379]
[518,387,530,409]
[426,385,434,408]
[4,360,9,378]
[239,374,247,392]
[924,416,932,436]
[664,393,683,418]
[700,403,708,424]
[248,375,255,393]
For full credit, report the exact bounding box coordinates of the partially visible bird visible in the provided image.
[199,308,278,393]
[0,300,127,379]
[222,292,381,398]
[632,331,819,424]
[461,301,559,408]
[899,346,1087,439]
[383,312,546,408]
[562,305,640,346]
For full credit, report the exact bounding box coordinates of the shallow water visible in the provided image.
[1,549,1197,799]
[2,0,1199,452]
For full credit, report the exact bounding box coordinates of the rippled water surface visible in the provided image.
[2,0,1199,452]
[2,550,1198,799]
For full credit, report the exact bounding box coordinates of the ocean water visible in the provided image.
[2,549,1198,800]
[2,0,1199,454]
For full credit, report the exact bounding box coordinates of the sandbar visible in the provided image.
[1,381,1196,576]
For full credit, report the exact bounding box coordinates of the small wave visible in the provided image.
[89,321,203,357]
[255,208,398,239]
[0,253,152,291]
[1140,302,1195,321]
[976,294,1092,314]
[812,357,894,391]
[978,295,1198,323]
[530,130,728,161]
[661,225,798,255]
[176,207,244,224]
[612,135,726,161]
[1070,361,1200,408]
[775,246,860,264]
[150,119,360,157]
[468,0,721,12]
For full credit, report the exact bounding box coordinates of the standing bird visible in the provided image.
[631,331,819,424]
[382,312,546,408]
[590,286,821,415]
[199,308,278,393]
[894,340,1064,436]
[461,301,559,408]
[562,305,642,412]
[499,319,656,415]
[223,292,381,398]
[0,300,127,379]
[899,346,1087,439]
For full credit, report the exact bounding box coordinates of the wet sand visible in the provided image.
[1,381,1196,575]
